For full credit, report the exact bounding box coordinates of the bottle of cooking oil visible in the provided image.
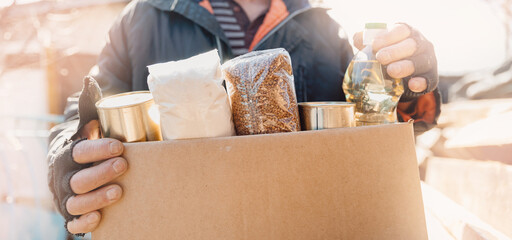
[343,23,404,126]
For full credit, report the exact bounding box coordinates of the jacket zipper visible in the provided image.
[252,7,313,51]
[215,36,225,63]
[170,0,179,11]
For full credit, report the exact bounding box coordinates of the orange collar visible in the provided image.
[199,0,214,13]
[199,0,289,51]
[249,0,289,51]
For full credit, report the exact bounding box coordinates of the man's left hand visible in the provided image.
[353,23,437,95]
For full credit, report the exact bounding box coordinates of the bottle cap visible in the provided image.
[365,23,387,29]
[363,23,388,45]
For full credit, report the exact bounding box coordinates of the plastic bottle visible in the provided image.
[343,23,404,126]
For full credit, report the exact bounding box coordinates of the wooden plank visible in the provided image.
[444,112,512,148]
[421,182,511,240]
[1,0,129,20]
[424,209,456,240]
[45,46,61,117]
[425,158,512,238]
[438,98,512,128]
[434,112,512,164]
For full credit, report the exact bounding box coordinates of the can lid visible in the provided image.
[298,102,355,108]
[365,23,387,29]
[96,91,153,109]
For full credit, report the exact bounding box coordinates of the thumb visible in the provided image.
[80,120,101,140]
[353,31,364,50]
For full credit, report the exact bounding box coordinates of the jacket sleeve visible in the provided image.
[47,77,103,237]
[48,0,136,146]
[396,24,442,135]
[305,9,354,102]
[88,1,136,96]
[397,88,442,135]
[46,1,137,234]
[47,93,80,221]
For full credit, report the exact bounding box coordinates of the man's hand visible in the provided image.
[66,120,128,234]
[353,23,435,94]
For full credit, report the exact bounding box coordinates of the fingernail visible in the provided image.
[409,80,420,91]
[110,142,122,155]
[377,51,391,64]
[389,64,402,77]
[112,159,126,174]
[87,213,99,224]
[107,187,121,201]
[372,39,382,49]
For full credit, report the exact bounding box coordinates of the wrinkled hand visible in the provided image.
[66,120,127,234]
[353,23,435,94]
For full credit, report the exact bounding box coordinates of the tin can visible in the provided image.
[96,91,162,142]
[298,102,356,130]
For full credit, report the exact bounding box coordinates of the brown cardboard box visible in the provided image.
[93,123,427,240]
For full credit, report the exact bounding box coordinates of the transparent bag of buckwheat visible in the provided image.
[222,48,301,135]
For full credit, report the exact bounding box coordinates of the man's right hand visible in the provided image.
[66,120,128,234]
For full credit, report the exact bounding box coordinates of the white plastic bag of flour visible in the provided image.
[147,50,235,140]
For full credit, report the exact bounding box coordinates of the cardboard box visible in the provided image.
[93,123,427,240]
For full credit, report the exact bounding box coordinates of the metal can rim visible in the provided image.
[95,91,154,110]
[298,101,355,109]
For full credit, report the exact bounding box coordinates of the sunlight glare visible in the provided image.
[326,0,506,75]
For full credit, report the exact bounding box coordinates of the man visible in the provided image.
[47,0,440,235]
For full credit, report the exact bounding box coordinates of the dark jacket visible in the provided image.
[93,0,354,102]
[47,0,441,228]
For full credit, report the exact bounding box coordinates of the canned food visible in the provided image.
[96,91,162,142]
[298,102,355,130]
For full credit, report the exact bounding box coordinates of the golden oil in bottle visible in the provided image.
[343,23,404,126]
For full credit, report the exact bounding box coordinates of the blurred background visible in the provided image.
[0,0,511,239]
